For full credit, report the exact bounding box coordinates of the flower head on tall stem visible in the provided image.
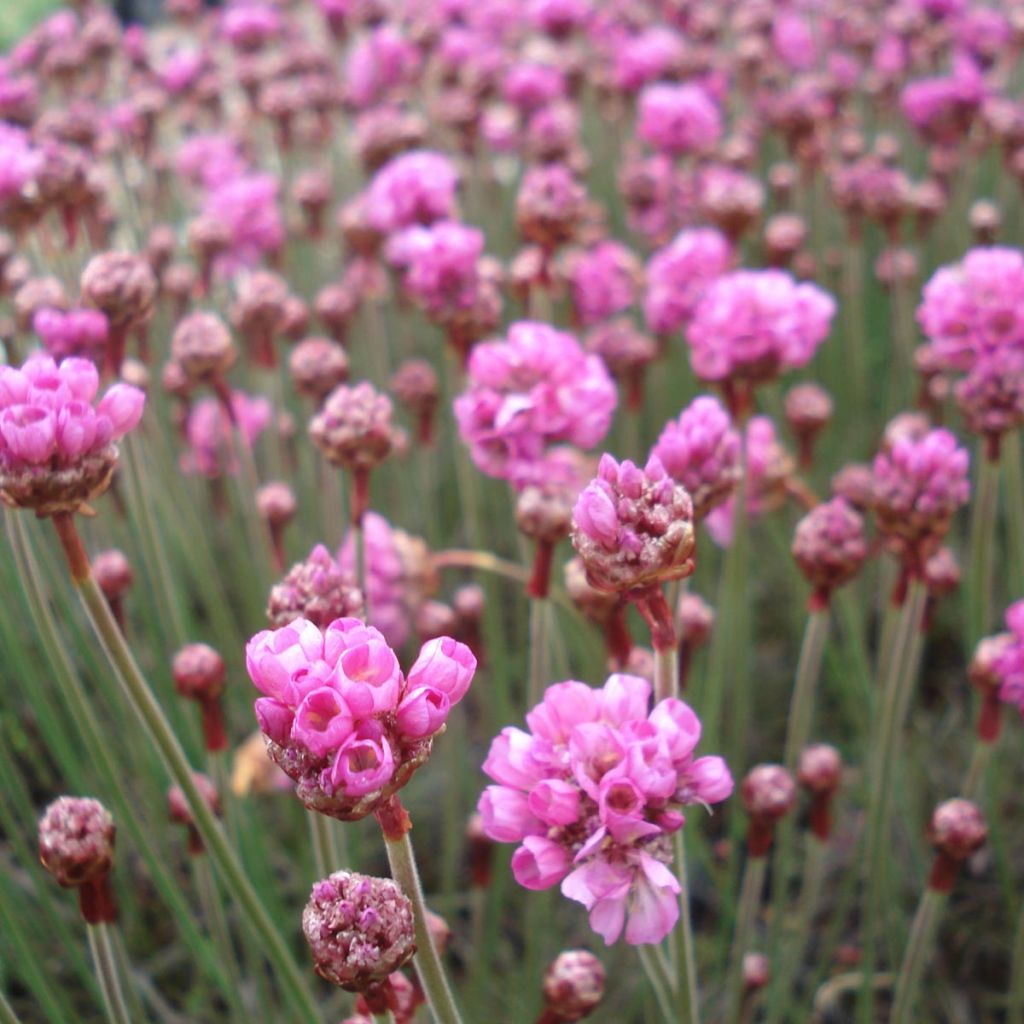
[173,642,228,751]
[792,498,868,610]
[479,673,732,945]
[797,744,842,841]
[540,949,606,1022]
[741,764,796,856]
[926,799,987,891]
[168,772,221,855]
[267,543,364,629]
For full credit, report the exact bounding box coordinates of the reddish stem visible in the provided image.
[350,467,370,527]
[927,851,961,893]
[746,820,775,858]
[809,793,834,842]
[977,692,1002,743]
[605,604,633,669]
[526,539,555,599]
[78,873,118,924]
[375,794,412,841]
[634,587,676,653]
[200,698,228,753]
[52,512,90,582]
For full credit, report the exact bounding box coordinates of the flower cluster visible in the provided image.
[246,617,476,819]
[454,321,617,488]
[180,390,271,478]
[0,354,145,514]
[988,601,1024,715]
[479,674,732,945]
[685,269,835,390]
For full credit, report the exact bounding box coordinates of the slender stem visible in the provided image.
[725,856,768,1024]
[967,454,1000,647]
[858,578,929,1024]
[87,924,132,1024]
[432,549,531,584]
[372,1013,396,1024]
[50,514,321,1024]
[654,643,678,704]
[308,810,338,879]
[783,608,831,771]
[383,830,464,1024]
[1004,431,1024,596]
[0,988,21,1024]
[355,518,370,620]
[638,944,677,1022]
[672,830,701,1024]
[890,889,947,1024]
[528,596,550,708]
[962,740,994,801]
[1008,896,1024,1024]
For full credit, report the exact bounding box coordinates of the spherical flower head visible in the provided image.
[391,359,438,416]
[572,454,695,594]
[792,498,868,602]
[501,60,566,114]
[564,241,640,328]
[170,311,237,382]
[697,166,766,242]
[479,674,732,945]
[80,251,156,330]
[542,949,606,1021]
[168,773,221,830]
[928,799,987,862]
[686,270,836,386]
[267,544,364,629]
[180,391,270,479]
[202,173,284,272]
[923,546,960,598]
[637,82,722,156]
[516,164,588,251]
[564,555,619,626]
[257,480,297,529]
[303,872,415,991]
[0,354,145,514]
[900,58,985,145]
[38,796,115,888]
[289,337,350,404]
[797,744,842,794]
[585,319,658,382]
[365,151,459,234]
[652,395,741,520]
[345,26,421,110]
[954,348,1024,445]
[917,247,1024,372]
[92,548,132,599]
[784,383,833,439]
[309,381,394,472]
[678,593,715,649]
[33,307,109,362]
[221,3,280,51]
[454,321,616,488]
[871,427,970,560]
[969,631,1015,695]
[172,642,226,701]
[643,228,733,337]
[741,765,796,824]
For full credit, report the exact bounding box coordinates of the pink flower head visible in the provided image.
[0,122,43,208]
[571,454,695,594]
[955,348,1024,445]
[772,12,817,70]
[643,228,733,337]
[180,391,271,478]
[565,242,640,328]
[34,307,109,362]
[686,270,835,388]
[345,26,421,110]
[479,674,732,944]
[246,618,476,819]
[651,395,742,520]
[611,27,686,93]
[900,56,985,145]
[871,427,970,559]
[637,83,722,156]
[501,61,566,114]
[203,173,284,272]
[917,247,1024,373]
[365,151,460,234]
[221,2,281,51]
[176,134,248,192]
[0,354,144,514]
[992,601,1024,712]
[385,221,484,321]
[454,321,617,488]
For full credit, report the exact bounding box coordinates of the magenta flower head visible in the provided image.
[564,241,641,328]
[478,673,732,945]
[643,227,734,338]
[927,799,987,891]
[741,764,797,856]
[345,25,421,110]
[303,871,415,991]
[990,600,1024,717]
[170,311,237,384]
[572,454,695,597]
[516,163,589,252]
[180,390,270,479]
[80,251,157,373]
[38,796,117,923]
[542,949,605,1022]
[871,426,970,566]
[652,395,741,521]
[637,82,722,156]
[792,498,868,609]
[246,617,476,820]
[686,270,836,409]
[454,321,617,488]
[268,543,364,629]
[34,307,109,363]
[365,151,459,234]
[0,354,145,516]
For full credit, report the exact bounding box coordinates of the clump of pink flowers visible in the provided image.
[636,82,722,156]
[180,390,271,478]
[246,617,476,820]
[454,321,617,488]
[365,151,460,234]
[479,674,732,945]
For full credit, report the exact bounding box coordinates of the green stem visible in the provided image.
[87,924,132,1024]
[372,1012,396,1024]
[51,515,322,1024]
[638,944,677,1022]
[967,454,1000,647]
[383,830,463,1024]
[654,643,678,703]
[962,740,994,801]
[1004,432,1024,596]
[0,988,21,1024]
[725,855,767,1024]
[355,518,370,620]
[782,608,831,771]
[858,578,928,1024]
[672,830,701,1024]
[889,888,947,1024]
[193,854,241,996]
[528,596,550,708]
[308,811,340,879]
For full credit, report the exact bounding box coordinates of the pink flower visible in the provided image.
[202,173,284,272]
[686,270,835,385]
[652,395,741,519]
[637,83,722,156]
[610,27,686,93]
[365,151,460,233]
[454,321,617,487]
[900,56,985,145]
[406,636,477,705]
[643,228,733,337]
[292,688,355,758]
[221,2,281,50]
[34,308,109,362]
[479,674,731,945]
[326,724,395,798]
[565,242,640,327]
[501,61,566,114]
[334,629,403,716]
[180,391,271,478]
[345,26,421,110]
